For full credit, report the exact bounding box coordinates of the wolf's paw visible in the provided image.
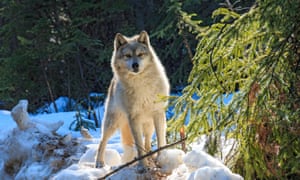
[95,161,105,168]
[136,164,147,174]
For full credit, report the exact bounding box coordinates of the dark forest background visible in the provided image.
[0,0,254,111]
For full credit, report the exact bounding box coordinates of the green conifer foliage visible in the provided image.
[169,0,300,178]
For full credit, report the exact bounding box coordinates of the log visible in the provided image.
[11,100,34,130]
[11,99,63,133]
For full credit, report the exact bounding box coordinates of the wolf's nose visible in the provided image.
[132,62,139,69]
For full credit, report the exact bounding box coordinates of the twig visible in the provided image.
[98,137,187,180]
[182,33,194,62]
[180,126,187,152]
[208,24,228,93]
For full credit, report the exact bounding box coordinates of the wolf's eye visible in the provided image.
[137,53,145,57]
[124,54,132,58]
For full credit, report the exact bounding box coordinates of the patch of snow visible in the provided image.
[157,149,185,174]
[183,150,243,180]
[0,98,243,180]
[79,146,121,167]
[167,164,190,180]
[184,150,228,171]
[16,162,52,180]
[108,166,153,180]
[188,167,243,180]
[51,164,108,180]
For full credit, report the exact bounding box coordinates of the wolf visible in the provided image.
[95,31,170,172]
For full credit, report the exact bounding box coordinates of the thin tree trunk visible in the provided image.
[41,61,58,113]
[67,58,72,110]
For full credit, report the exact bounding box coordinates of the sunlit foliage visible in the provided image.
[169,0,300,178]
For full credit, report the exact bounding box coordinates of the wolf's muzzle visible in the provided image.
[132,62,139,73]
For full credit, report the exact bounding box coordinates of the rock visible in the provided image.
[157,149,185,174]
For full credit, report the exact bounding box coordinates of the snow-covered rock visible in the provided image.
[188,166,243,180]
[183,150,243,180]
[79,146,121,167]
[184,150,229,172]
[157,149,185,174]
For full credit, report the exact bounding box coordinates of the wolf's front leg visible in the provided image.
[154,111,167,148]
[129,118,147,173]
[95,116,117,168]
[144,122,154,153]
[95,140,107,168]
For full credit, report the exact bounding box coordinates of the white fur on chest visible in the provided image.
[118,75,167,115]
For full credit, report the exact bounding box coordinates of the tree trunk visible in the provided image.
[41,61,58,113]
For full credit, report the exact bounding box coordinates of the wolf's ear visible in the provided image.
[138,31,150,46]
[114,33,127,50]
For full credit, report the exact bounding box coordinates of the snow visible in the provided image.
[157,149,185,174]
[0,110,16,134]
[184,150,242,180]
[0,100,243,180]
[79,146,122,167]
[53,164,109,180]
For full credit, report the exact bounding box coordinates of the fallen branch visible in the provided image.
[98,137,187,180]
[11,99,63,132]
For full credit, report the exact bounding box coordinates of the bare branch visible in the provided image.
[98,137,187,180]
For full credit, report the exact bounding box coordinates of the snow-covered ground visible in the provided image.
[0,100,243,180]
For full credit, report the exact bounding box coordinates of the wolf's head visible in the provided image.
[112,31,154,75]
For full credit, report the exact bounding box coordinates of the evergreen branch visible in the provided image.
[98,137,187,180]
[208,24,228,92]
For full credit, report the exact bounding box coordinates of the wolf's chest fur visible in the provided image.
[117,73,165,114]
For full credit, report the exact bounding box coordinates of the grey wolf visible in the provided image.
[95,31,170,172]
